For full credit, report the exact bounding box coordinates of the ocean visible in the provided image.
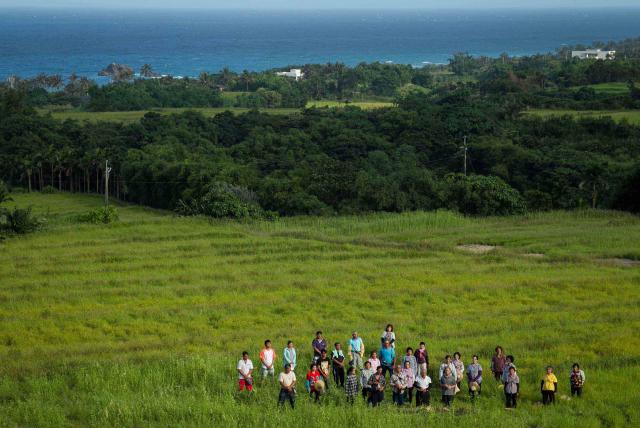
[1,8,640,80]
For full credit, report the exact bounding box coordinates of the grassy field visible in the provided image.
[37,99,393,124]
[37,106,300,124]
[305,100,394,109]
[524,109,640,125]
[1,193,639,426]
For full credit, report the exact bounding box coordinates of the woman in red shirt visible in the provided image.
[306,363,323,402]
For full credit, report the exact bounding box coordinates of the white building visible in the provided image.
[276,69,304,81]
[571,49,616,60]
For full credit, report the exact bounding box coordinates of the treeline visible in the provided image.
[2,85,639,217]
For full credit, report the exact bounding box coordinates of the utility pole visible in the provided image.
[104,160,112,205]
[461,136,468,176]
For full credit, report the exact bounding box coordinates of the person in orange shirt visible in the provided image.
[260,339,276,382]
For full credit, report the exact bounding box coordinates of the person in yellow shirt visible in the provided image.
[540,366,558,405]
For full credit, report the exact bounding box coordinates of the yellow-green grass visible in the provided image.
[37,107,301,124]
[305,100,395,109]
[524,109,640,125]
[1,192,639,426]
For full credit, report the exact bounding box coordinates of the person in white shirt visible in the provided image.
[237,351,254,392]
[278,364,297,408]
[414,368,432,407]
[260,339,276,381]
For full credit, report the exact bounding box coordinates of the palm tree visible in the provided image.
[140,64,153,78]
[240,70,253,91]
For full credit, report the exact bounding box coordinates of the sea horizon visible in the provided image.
[2,7,640,80]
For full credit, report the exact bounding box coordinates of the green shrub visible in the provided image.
[40,185,57,194]
[0,206,42,234]
[177,182,275,220]
[444,174,526,216]
[77,206,119,224]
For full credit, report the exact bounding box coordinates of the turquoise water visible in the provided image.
[1,8,640,79]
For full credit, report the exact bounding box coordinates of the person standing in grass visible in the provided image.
[491,346,506,381]
[305,363,322,402]
[452,352,464,388]
[348,331,365,371]
[283,340,297,372]
[414,368,432,408]
[415,342,430,374]
[345,367,359,404]
[368,351,381,372]
[379,340,396,379]
[467,354,483,400]
[368,366,386,407]
[381,324,396,348]
[332,342,346,387]
[501,355,516,383]
[541,366,558,405]
[312,331,327,364]
[570,363,586,397]
[318,349,332,391]
[504,366,519,409]
[237,351,254,392]
[402,360,416,404]
[278,363,296,409]
[440,366,457,409]
[360,360,374,401]
[403,347,418,379]
[260,340,276,381]
[439,355,458,384]
[390,364,408,406]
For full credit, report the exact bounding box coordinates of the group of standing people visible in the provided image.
[235,326,587,410]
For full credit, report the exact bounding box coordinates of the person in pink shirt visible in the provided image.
[368,351,381,372]
[260,339,276,382]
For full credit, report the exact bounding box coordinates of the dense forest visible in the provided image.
[2,39,640,218]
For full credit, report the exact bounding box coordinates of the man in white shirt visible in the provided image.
[237,351,254,392]
[278,363,297,408]
[414,368,432,407]
[260,339,276,381]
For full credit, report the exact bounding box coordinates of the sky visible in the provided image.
[1,0,638,9]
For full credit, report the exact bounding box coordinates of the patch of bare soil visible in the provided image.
[455,244,498,254]
[600,258,640,267]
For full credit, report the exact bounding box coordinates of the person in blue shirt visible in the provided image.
[348,331,365,371]
[379,340,396,379]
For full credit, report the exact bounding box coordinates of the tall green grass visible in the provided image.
[1,193,639,426]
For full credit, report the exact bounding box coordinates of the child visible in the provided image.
[440,366,456,409]
[403,347,418,378]
[260,339,276,381]
[452,352,464,388]
[415,342,430,374]
[402,360,416,404]
[360,361,374,400]
[368,351,381,372]
[345,367,358,404]
[491,346,506,381]
[541,366,558,405]
[306,363,322,402]
[570,363,586,397]
[332,342,346,387]
[504,366,519,408]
